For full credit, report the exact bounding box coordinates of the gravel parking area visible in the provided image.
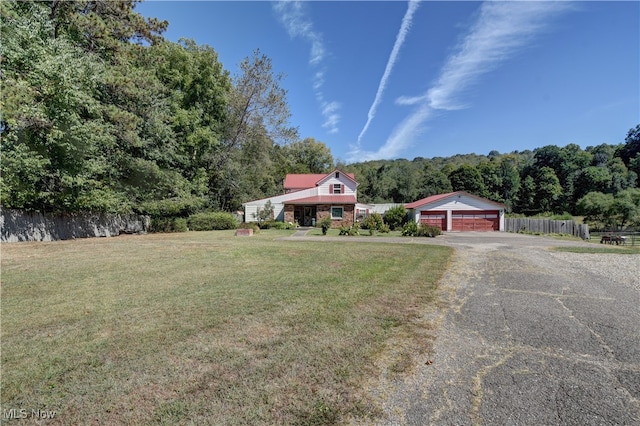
[549,251,640,291]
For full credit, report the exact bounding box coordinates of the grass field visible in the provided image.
[553,245,640,254]
[1,230,452,425]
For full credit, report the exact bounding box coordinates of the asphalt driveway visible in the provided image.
[364,233,640,425]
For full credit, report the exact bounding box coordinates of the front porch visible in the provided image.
[284,204,355,228]
[292,205,317,227]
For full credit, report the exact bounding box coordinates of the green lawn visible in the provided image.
[553,245,640,254]
[1,230,452,425]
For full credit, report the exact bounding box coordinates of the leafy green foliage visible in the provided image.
[0,2,297,217]
[401,221,418,236]
[383,205,408,230]
[188,212,238,231]
[418,164,453,200]
[281,138,334,174]
[1,2,120,212]
[617,124,640,166]
[573,166,612,201]
[577,188,640,230]
[258,220,296,230]
[360,213,384,231]
[1,1,637,225]
[319,217,332,235]
[577,192,615,228]
[400,222,441,237]
[138,197,206,218]
[611,189,640,228]
[449,164,487,197]
[533,167,563,213]
[150,217,188,233]
[550,212,574,220]
[338,225,360,236]
[416,224,442,237]
[254,200,274,224]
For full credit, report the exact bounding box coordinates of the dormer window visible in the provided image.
[335,172,339,179]
[333,184,342,194]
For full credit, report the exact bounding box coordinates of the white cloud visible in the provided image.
[351,104,433,161]
[321,101,341,134]
[273,0,340,133]
[395,94,427,106]
[356,0,421,145]
[313,70,325,90]
[350,0,572,161]
[273,0,325,65]
[426,1,572,111]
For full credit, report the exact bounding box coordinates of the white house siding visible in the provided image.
[271,203,285,221]
[243,170,360,223]
[369,204,402,215]
[243,187,317,222]
[316,175,357,195]
[244,205,258,223]
[412,194,505,231]
[243,203,286,222]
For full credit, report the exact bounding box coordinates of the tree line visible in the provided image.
[1,0,332,217]
[343,126,640,229]
[2,1,638,229]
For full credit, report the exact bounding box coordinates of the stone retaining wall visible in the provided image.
[1,209,150,242]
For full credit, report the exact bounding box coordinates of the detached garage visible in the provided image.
[405,191,506,232]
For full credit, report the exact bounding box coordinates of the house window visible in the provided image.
[331,206,344,219]
[335,172,339,178]
[333,184,342,194]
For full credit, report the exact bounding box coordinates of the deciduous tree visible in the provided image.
[617,124,640,166]
[282,137,334,174]
[449,164,487,197]
[533,167,562,213]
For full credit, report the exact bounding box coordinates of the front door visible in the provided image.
[303,206,316,226]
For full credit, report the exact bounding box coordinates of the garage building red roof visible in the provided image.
[405,191,507,209]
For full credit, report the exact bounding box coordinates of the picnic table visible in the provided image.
[600,235,626,245]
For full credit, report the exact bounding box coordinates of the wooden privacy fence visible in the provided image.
[505,218,590,240]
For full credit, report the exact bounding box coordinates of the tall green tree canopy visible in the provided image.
[1,1,638,222]
[618,124,640,166]
[448,164,487,197]
[281,138,334,174]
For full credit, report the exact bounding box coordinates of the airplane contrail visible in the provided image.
[350,0,572,161]
[273,0,341,133]
[356,0,421,145]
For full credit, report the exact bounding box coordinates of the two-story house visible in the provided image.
[243,169,359,227]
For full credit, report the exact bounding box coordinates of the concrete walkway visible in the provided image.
[290,227,313,237]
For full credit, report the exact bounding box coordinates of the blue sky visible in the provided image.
[135,1,639,163]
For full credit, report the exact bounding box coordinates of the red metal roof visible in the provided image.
[283,170,357,190]
[405,191,507,209]
[283,174,327,189]
[285,195,357,205]
[405,192,456,209]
